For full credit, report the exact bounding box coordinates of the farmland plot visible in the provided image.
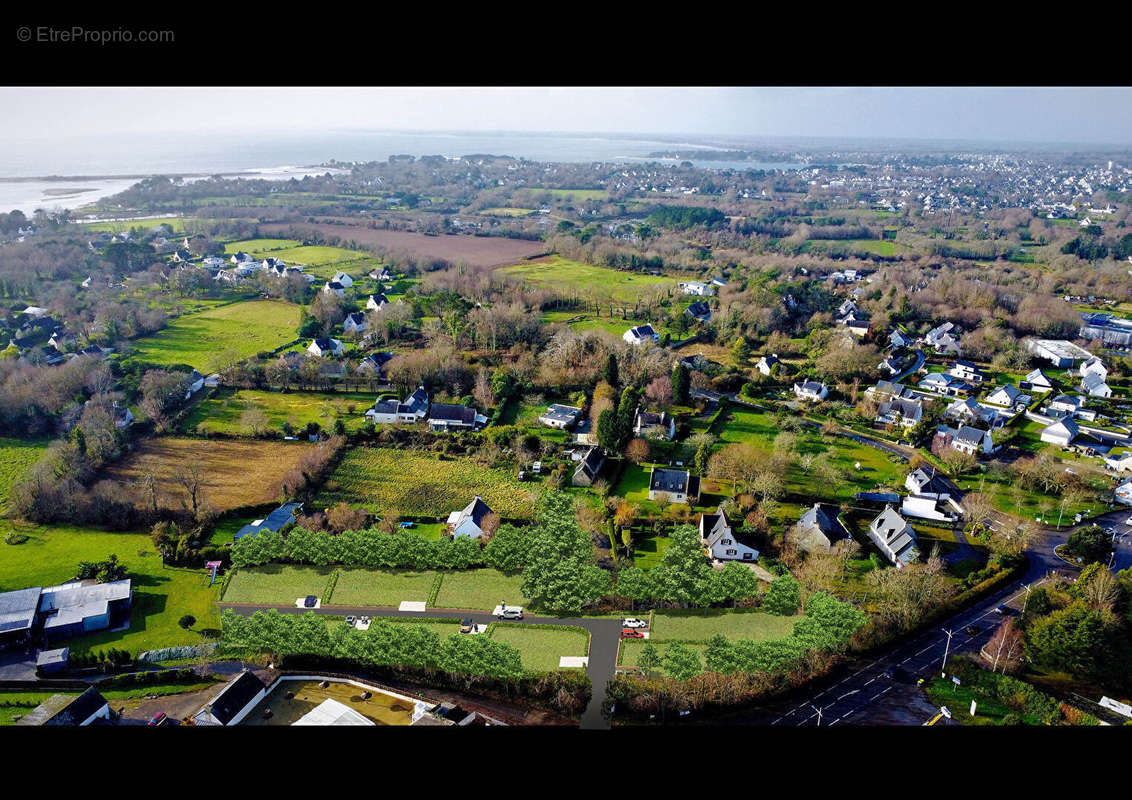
[315,447,539,519]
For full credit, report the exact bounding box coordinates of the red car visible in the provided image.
[621,629,645,639]
[148,712,167,727]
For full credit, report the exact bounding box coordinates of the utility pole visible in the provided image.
[940,628,955,676]
[1020,583,1032,616]
[811,703,823,727]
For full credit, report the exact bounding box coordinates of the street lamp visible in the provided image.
[1021,583,1032,616]
[811,703,823,727]
[940,628,955,675]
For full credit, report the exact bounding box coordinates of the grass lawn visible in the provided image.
[712,407,907,502]
[487,625,589,672]
[432,569,528,611]
[224,240,377,280]
[480,207,535,217]
[0,437,48,515]
[0,682,218,725]
[103,437,317,514]
[923,677,1019,726]
[222,564,337,604]
[649,609,800,642]
[517,188,608,202]
[315,447,539,519]
[128,299,301,373]
[495,256,678,304]
[0,520,220,656]
[619,639,709,668]
[631,534,671,570]
[331,569,439,607]
[183,389,380,436]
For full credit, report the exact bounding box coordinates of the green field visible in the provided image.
[183,389,379,436]
[331,569,438,607]
[496,256,678,304]
[0,437,48,515]
[480,207,535,217]
[0,521,220,656]
[710,408,907,501]
[222,564,336,604]
[619,609,801,672]
[432,569,528,611]
[315,447,539,519]
[129,299,301,373]
[518,188,608,202]
[224,240,377,279]
[488,625,589,672]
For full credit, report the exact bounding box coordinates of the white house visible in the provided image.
[366,294,390,312]
[322,281,346,298]
[1103,451,1132,473]
[622,325,659,346]
[428,403,486,432]
[793,381,829,402]
[331,271,354,288]
[948,360,984,384]
[1116,478,1132,507]
[365,386,429,425]
[901,494,953,523]
[935,424,994,456]
[945,397,998,427]
[755,354,781,376]
[539,404,582,429]
[700,506,759,563]
[679,281,715,297]
[648,468,699,504]
[307,338,344,358]
[792,503,850,553]
[1080,357,1107,381]
[343,312,368,335]
[867,505,919,567]
[1049,394,1086,415]
[918,372,971,396]
[1022,368,1054,394]
[192,670,267,726]
[875,396,923,428]
[1040,418,1079,447]
[984,384,1031,409]
[1079,372,1112,398]
[634,408,676,440]
[446,496,495,539]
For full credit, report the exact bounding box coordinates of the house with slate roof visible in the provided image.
[192,670,267,726]
[792,503,850,553]
[867,506,920,567]
[16,687,111,726]
[428,403,485,432]
[648,468,700,504]
[572,447,606,487]
[700,506,759,562]
[447,496,495,539]
[235,502,303,540]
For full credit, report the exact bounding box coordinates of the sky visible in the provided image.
[3,86,1131,146]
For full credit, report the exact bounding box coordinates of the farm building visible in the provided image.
[1026,339,1093,368]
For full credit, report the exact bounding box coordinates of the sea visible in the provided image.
[0,129,809,216]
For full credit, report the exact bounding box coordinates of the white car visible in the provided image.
[622,618,648,629]
[492,604,523,620]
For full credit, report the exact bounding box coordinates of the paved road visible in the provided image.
[220,602,621,729]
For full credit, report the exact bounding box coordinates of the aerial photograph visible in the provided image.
[1,84,1131,735]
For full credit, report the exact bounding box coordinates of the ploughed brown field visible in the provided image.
[103,437,314,513]
[258,221,547,268]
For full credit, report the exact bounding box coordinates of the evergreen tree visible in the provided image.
[671,362,690,405]
[603,352,620,387]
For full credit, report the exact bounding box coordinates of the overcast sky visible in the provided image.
[4,86,1131,146]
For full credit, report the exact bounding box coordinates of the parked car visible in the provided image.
[359,615,371,624]
[964,625,980,636]
[460,617,474,634]
[493,604,523,620]
[621,629,645,639]
[622,618,649,629]
[993,606,1007,615]
[303,595,318,608]
[345,615,357,626]
[148,712,167,727]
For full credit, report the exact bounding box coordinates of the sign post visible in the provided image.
[970,700,977,717]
